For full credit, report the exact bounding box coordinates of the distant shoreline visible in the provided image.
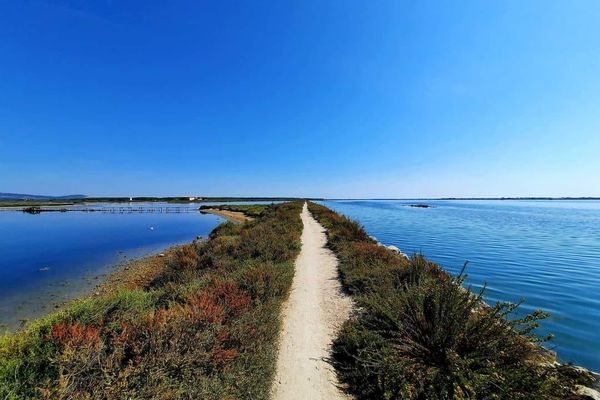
[0,197,323,208]
[326,197,600,201]
[2,196,599,209]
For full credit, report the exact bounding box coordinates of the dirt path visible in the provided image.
[271,203,352,400]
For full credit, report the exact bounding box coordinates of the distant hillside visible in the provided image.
[0,192,87,200]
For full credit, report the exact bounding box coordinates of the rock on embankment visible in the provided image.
[369,235,409,259]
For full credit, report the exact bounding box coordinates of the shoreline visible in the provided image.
[88,242,200,298]
[200,208,252,223]
[0,206,241,333]
[0,241,203,333]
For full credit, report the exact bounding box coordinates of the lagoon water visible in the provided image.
[322,200,600,371]
[0,203,223,331]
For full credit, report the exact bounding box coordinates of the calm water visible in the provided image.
[321,200,600,371]
[0,202,224,330]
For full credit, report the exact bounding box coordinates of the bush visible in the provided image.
[307,201,591,400]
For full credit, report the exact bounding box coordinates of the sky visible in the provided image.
[1,0,600,198]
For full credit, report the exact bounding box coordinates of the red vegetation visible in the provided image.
[50,322,102,351]
[182,292,226,324]
[212,280,252,317]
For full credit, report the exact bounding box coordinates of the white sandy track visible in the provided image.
[271,203,353,400]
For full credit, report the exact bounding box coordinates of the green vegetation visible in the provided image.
[22,206,42,214]
[21,206,67,214]
[0,197,320,208]
[170,197,320,203]
[307,202,594,399]
[0,201,76,208]
[0,201,303,399]
[200,204,272,218]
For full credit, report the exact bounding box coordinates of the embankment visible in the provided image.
[199,204,271,222]
[1,201,597,399]
[307,201,598,399]
[0,202,303,399]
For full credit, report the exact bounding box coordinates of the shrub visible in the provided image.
[235,261,295,304]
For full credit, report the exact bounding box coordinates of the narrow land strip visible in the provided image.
[199,208,252,222]
[272,203,352,400]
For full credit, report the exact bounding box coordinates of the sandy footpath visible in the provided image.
[271,203,353,400]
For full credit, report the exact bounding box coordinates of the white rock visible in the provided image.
[576,385,600,400]
[387,245,400,253]
[387,245,409,259]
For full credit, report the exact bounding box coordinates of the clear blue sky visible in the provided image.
[1,1,599,198]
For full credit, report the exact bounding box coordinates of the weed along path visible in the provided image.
[272,203,352,400]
